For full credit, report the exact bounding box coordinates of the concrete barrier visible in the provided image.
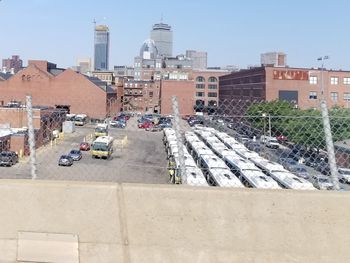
[0,180,349,262]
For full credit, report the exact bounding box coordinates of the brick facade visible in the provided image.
[0,60,118,119]
[160,70,227,116]
[219,66,350,114]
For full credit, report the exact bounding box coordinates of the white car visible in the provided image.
[311,175,334,190]
[338,168,350,184]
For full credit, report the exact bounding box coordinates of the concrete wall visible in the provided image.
[0,180,349,262]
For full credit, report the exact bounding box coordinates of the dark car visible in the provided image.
[79,142,90,151]
[315,161,331,175]
[245,141,261,153]
[0,151,19,167]
[110,120,126,128]
[58,155,74,166]
[68,150,82,161]
[279,158,298,170]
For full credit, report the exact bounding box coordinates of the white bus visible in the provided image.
[224,155,280,189]
[207,168,244,188]
[91,136,114,159]
[94,123,108,137]
[251,158,316,190]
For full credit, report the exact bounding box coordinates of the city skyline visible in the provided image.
[1,0,350,70]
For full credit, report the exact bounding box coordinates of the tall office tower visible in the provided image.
[150,22,173,57]
[94,25,110,71]
[186,50,207,69]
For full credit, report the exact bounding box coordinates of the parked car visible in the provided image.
[315,161,331,175]
[58,155,74,166]
[261,136,279,149]
[68,150,82,161]
[244,141,261,153]
[79,142,90,151]
[289,165,310,179]
[138,121,154,129]
[110,120,126,128]
[311,174,334,190]
[279,158,298,170]
[338,168,350,184]
[0,151,19,167]
[276,135,288,142]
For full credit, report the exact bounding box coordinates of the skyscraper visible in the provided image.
[94,25,110,71]
[150,22,173,57]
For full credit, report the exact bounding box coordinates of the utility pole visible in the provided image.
[318,56,340,190]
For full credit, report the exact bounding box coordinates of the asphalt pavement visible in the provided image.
[0,117,169,184]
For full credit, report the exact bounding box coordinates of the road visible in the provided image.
[0,118,169,184]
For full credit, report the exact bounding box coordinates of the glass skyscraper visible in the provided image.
[150,22,173,58]
[94,25,110,71]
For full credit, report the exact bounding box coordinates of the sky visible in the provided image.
[1,0,349,70]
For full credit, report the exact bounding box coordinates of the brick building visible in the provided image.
[0,106,66,155]
[123,80,161,113]
[219,66,350,115]
[2,55,23,73]
[160,70,227,115]
[0,60,118,119]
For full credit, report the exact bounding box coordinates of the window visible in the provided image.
[344,93,350,100]
[149,91,153,97]
[330,77,339,85]
[196,92,205,97]
[196,84,205,89]
[196,76,205,82]
[309,76,318,85]
[208,77,217,82]
[309,91,317,100]
[331,92,338,102]
[344,78,350,85]
[208,84,217,90]
[208,92,217,97]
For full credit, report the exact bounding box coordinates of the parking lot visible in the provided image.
[0,118,169,184]
[204,119,350,191]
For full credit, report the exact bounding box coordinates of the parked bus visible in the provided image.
[74,114,88,126]
[94,123,108,137]
[91,136,114,159]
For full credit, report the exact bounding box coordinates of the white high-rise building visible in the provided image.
[150,22,173,57]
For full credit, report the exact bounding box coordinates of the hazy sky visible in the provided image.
[1,0,349,70]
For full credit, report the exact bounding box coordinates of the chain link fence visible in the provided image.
[164,97,350,191]
[1,95,350,191]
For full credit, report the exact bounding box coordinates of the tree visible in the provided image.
[246,101,350,151]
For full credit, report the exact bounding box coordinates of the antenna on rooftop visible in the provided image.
[160,13,163,23]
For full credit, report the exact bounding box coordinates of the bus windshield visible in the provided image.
[95,127,107,133]
[92,142,109,151]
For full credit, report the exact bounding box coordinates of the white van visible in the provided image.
[261,136,279,149]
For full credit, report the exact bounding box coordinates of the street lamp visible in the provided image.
[317,55,329,99]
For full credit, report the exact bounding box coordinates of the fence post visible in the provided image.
[319,60,340,190]
[320,100,340,190]
[26,95,37,180]
[171,96,186,184]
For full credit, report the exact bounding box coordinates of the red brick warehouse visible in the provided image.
[0,60,118,119]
